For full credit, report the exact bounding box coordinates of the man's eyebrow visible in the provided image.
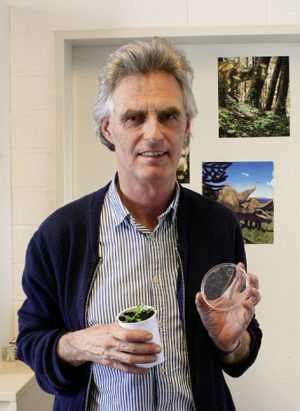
[158,106,181,116]
[120,106,182,122]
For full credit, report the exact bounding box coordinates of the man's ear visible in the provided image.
[101,117,114,145]
[184,113,191,141]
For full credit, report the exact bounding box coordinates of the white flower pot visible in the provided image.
[117,305,164,368]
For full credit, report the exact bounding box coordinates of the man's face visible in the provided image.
[101,72,190,189]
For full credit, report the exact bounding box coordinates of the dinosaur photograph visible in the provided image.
[218,56,290,138]
[202,161,274,244]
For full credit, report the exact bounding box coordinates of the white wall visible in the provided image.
[0,0,13,360]
[5,0,300,409]
[10,0,300,327]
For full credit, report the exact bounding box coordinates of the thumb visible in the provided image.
[195,292,210,314]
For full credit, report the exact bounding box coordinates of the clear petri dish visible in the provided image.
[201,263,248,311]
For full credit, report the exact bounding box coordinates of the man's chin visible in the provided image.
[136,168,176,185]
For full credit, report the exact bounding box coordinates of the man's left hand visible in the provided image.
[195,263,261,353]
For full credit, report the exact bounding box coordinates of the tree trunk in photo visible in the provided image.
[274,57,289,116]
[265,57,282,111]
[218,58,227,108]
[245,57,270,108]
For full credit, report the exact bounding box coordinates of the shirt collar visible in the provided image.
[159,181,180,225]
[107,173,130,226]
[107,172,180,228]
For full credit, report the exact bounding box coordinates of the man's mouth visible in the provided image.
[139,151,167,157]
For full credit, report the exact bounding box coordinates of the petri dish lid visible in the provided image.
[201,263,248,311]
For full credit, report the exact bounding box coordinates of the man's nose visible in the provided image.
[143,116,163,142]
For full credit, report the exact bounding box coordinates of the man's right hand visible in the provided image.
[56,323,161,375]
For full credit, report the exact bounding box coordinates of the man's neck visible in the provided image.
[116,178,176,231]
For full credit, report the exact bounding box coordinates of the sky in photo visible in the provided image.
[223,161,274,199]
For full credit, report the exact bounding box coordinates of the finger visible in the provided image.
[242,288,260,313]
[98,347,158,367]
[116,326,153,342]
[97,331,161,355]
[232,269,247,294]
[247,272,259,289]
[245,287,261,307]
[237,261,246,271]
[228,276,239,300]
[116,340,162,355]
[242,301,255,320]
[92,336,159,364]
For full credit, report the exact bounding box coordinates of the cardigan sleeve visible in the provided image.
[221,316,262,377]
[16,232,89,395]
[221,221,263,378]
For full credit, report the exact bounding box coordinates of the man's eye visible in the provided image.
[160,111,179,121]
[121,114,142,126]
[125,115,144,124]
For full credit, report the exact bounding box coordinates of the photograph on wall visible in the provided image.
[202,161,274,244]
[218,56,290,138]
[176,140,190,183]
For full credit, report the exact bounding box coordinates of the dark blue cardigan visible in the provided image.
[17,184,262,411]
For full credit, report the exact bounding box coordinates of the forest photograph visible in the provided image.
[218,56,290,137]
[202,161,274,244]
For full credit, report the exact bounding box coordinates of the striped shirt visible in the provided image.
[87,175,195,410]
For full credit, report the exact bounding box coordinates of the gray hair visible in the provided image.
[93,37,198,151]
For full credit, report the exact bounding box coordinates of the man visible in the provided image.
[17,38,262,410]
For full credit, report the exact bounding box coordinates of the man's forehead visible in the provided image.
[115,71,178,86]
[111,72,186,114]
[113,72,183,97]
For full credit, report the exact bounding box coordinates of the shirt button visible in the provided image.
[150,236,155,242]
[160,367,166,374]
[153,277,159,284]
[158,320,163,328]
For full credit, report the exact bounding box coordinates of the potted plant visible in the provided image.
[118,303,155,323]
[117,303,164,368]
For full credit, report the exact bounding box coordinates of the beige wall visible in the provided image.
[0,0,13,359]
[3,0,300,409]
[10,0,300,330]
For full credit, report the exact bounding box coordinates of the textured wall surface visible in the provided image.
[4,0,300,409]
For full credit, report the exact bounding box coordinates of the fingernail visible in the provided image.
[154,346,161,353]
